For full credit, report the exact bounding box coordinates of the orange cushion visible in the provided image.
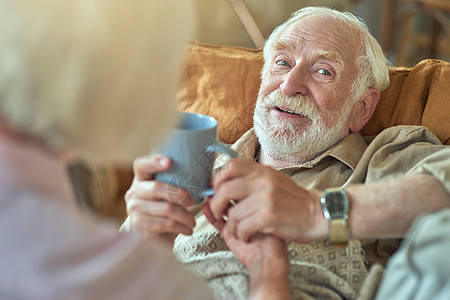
[361,59,450,145]
[177,42,450,145]
[177,42,263,144]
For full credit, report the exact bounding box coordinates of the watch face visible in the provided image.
[321,190,348,219]
[329,193,345,212]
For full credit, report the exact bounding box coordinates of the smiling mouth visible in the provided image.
[274,106,304,117]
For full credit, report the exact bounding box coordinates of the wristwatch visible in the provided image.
[320,187,349,249]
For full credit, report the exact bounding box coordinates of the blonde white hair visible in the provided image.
[262,6,391,102]
[0,0,193,163]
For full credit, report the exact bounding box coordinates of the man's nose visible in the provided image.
[279,66,308,97]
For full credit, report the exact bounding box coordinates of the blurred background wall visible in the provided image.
[189,0,450,67]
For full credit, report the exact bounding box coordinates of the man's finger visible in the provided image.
[202,199,225,231]
[213,158,256,190]
[209,176,252,220]
[230,213,272,242]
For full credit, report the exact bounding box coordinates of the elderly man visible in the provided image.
[123,6,450,299]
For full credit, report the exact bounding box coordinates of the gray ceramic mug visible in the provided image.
[154,112,237,205]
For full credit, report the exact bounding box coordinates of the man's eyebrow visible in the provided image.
[271,42,344,66]
[313,50,344,67]
[271,39,296,53]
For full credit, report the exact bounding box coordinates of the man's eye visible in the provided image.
[276,60,290,67]
[318,69,332,76]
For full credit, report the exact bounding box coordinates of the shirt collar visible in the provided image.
[214,128,259,169]
[215,128,368,171]
[326,132,368,170]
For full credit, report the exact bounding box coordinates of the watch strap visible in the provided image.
[321,188,350,249]
[329,218,349,249]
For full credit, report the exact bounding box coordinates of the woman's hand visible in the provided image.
[123,154,196,245]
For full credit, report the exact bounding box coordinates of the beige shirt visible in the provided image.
[219,125,450,265]
[174,125,450,299]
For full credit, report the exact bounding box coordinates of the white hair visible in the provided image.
[0,0,194,163]
[262,6,391,102]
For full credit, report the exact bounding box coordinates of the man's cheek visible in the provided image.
[258,77,279,98]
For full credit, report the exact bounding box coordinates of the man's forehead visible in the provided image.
[274,15,359,63]
[272,38,344,67]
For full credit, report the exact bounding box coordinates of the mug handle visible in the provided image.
[200,140,237,198]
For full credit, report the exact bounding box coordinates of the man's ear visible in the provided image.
[348,89,380,133]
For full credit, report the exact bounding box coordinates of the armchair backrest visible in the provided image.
[178,42,450,145]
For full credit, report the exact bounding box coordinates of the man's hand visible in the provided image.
[207,159,327,243]
[124,154,196,244]
[203,202,291,299]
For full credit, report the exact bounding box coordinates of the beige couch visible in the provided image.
[68,42,450,223]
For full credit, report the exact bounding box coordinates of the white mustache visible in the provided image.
[263,90,321,121]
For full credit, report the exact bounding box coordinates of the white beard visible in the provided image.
[253,90,354,164]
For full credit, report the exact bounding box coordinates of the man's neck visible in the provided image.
[257,149,320,169]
